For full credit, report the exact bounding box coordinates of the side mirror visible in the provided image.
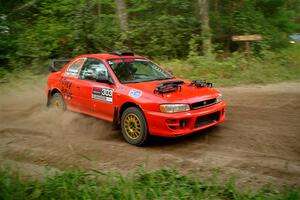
[96,75,113,84]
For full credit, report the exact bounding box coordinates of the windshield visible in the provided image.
[107,58,173,83]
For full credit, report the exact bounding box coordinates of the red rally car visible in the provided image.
[46,51,225,146]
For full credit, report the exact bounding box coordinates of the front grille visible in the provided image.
[194,111,220,128]
[191,98,216,110]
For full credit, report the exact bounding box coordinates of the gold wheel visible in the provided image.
[124,113,142,139]
[121,107,149,146]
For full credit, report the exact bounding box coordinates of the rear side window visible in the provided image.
[79,58,110,81]
[65,58,86,77]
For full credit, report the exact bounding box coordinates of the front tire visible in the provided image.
[49,93,66,111]
[121,107,149,146]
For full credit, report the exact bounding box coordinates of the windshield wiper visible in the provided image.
[151,77,174,81]
[123,79,155,84]
[123,77,174,84]
[123,81,143,84]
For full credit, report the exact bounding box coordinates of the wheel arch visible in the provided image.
[47,88,62,106]
[119,102,142,121]
[113,102,143,129]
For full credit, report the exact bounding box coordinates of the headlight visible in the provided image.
[216,94,223,103]
[160,104,190,113]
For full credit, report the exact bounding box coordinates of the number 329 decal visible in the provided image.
[92,86,114,103]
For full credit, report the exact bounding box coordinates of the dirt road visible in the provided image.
[0,82,299,188]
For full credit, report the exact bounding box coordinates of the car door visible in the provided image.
[61,58,86,109]
[78,58,116,121]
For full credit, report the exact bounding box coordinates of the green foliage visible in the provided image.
[1,46,299,88]
[210,0,299,53]
[125,0,200,59]
[160,46,300,86]
[1,0,299,71]
[0,167,299,200]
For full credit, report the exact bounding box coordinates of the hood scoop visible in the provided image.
[189,80,213,88]
[154,80,184,95]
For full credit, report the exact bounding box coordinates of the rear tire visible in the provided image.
[121,107,149,146]
[49,93,66,111]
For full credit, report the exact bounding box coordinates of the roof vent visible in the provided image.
[109,50,135,56]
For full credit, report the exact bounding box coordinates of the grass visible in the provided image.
[0,46,300,89]
[160,46,300,86]
[0,70,46,94]
[0,168,299,200]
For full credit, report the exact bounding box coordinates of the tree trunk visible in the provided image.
[197,0,212,57]
[115,0,128,32]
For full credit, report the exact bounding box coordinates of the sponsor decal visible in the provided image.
[129,89,142,99]
[92,86,114,103]
[59,77,73,100]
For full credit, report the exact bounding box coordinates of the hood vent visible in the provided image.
[189,80,213,88]
[154,80,184,95]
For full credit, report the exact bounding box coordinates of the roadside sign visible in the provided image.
[232,34,263,41]
[232,34,263,58]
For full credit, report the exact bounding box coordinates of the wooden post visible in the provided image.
[232,34,263,58]
[245,41,250,58]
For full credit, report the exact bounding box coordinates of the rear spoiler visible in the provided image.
[49,59,72,72]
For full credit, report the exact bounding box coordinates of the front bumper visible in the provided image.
[144,101,225,137]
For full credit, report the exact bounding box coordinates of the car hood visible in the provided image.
[126,79,220,104]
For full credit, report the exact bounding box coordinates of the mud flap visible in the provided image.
[112,106,119,130]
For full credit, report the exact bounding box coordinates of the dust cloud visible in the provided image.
[0,84,114,140]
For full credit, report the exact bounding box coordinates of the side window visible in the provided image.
[79,58,110,81]
[65,58,86,78]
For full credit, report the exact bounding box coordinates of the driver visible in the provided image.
[114,62,137,82]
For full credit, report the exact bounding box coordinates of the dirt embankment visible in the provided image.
[0,81,300,188]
